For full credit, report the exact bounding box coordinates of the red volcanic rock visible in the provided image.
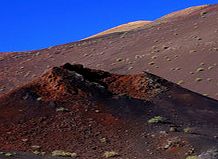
[0,63,217,159]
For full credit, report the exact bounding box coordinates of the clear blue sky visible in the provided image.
[0,0,217,52]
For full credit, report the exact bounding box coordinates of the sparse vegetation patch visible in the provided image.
[148,116,166,124]
[186,156,198,159]
[52,150,77,158]
[103,151,119,158]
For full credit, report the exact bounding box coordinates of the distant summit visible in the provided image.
[86,20,151,39]
[158,5,208,21]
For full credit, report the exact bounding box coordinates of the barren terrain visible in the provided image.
[0,64,218,159]
[0,4,218,159]
[0,5,218,100]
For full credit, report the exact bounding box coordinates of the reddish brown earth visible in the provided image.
[0,5,218,100]
[0,63,218,159]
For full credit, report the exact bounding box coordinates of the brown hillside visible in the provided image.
[0,5,218,100]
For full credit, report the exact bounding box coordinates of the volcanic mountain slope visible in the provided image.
[0,63,218,159]
[86,20,151,39]
[1,4,218,100]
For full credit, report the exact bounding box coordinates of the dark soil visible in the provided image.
[0,64,217,159]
